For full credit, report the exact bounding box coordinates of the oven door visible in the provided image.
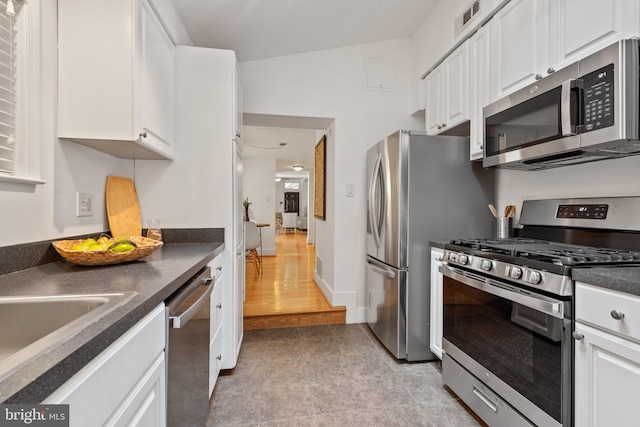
[439,264,571,427]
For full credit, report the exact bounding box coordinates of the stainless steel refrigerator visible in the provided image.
[366,130,495,361]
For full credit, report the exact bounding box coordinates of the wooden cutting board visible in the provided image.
[105,176,142,237]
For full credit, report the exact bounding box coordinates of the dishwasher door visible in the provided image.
[166,266,213,427]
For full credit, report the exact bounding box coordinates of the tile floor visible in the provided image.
[206,324,486,426]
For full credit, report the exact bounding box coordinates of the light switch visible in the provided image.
[345,184,355,197]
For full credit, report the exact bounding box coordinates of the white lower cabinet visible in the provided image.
[574,282,640,427]
[209,256,224,396]
[429,248,444,359]
[44,304,166,427]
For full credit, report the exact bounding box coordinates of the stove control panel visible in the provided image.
[442,249,574,296]
[556,203,608,219]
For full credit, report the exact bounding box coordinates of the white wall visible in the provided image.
[240,39,423,322]
[243,157,276,255]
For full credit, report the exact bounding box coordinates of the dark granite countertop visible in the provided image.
[429,240,448,250]
[0,241,224,404]
[572,266,640,297]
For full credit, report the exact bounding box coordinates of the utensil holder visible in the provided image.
[146,219,163,242]
[494,217,514,239]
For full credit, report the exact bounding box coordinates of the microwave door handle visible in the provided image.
[561,79,580,136]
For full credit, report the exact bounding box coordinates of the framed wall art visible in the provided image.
[314,135,326,220]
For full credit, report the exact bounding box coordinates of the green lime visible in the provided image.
[110,242,135,253]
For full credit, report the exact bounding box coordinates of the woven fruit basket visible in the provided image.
[52,236,163,266]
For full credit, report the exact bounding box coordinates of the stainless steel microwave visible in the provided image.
[483,39,640,170]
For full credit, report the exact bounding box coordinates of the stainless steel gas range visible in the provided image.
[439,197,640,427]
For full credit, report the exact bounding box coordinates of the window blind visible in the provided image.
[0,1,17,175]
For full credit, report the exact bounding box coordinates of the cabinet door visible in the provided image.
[469,25,491,161]
[442,41,469,130]
[490,0,550,101]
[425,66,443,135]
[574,322,640,427]
[429,248,444,359]
[44,305,166,426]
[549,0,638,71]
[138,0,175,158]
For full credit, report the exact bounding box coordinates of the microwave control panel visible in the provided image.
[582,64,614,132]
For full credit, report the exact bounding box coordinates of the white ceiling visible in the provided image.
[171,0,439,172]
[171,0,439,62]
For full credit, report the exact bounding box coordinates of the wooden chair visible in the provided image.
[275,212,283,234]
[245,221,261,275]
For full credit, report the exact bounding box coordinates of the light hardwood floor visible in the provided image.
[243,230,346,330]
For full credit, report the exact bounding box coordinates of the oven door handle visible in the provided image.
[439,264,564,319]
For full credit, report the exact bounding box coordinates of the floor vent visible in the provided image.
[316,256,323,279]
[454,1,481,37]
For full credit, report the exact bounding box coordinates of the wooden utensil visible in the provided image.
[488,204,498,217]
[105,176,142,238]
[505,205,516,218]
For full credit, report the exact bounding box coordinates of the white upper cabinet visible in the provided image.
[58,0,175,160]
[425,66,444,135]
[469,24,491,161]
[490,0,639,102]
[490,0,550,102]
[549,0,639,71]
[425,40,470,135]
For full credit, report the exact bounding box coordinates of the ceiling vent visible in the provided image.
[454,1,481,37]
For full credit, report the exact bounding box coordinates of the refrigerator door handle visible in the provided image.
[366,255,396,278]
[368,152,383,249]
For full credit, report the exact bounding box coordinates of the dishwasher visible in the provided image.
[166,266,213,427]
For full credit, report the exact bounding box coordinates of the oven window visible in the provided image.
[443,277,564,423]
[485,87,562,157]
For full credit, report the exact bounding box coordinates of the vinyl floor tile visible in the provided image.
[207,323,486,426]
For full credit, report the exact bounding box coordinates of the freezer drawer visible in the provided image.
[365,255,406,359]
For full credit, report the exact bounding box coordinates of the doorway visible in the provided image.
[284,192,299,213]
[241,114,343,328]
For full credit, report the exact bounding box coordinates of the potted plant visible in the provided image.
[243,198,251,221]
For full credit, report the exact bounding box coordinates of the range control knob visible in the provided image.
[509,267,523,280]
[528,271,542,285]
[480,260,492,271]
[448,253,458,262]
[459,255,469,265]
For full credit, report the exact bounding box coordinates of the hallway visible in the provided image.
[243,231,346,330]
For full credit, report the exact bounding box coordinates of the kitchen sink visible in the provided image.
[0,292,136,379]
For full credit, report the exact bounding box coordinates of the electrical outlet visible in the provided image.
[76,192,94,217]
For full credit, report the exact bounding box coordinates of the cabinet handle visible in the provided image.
[437,125,442,129]
[547,67,555,74]
[216,303,222,309]
[480,144,483,150]
[611,310,625,320]
[442,123,447,128]
[572,331,584,341]
[535,74,543,80]
[140,130,147,138]
[216,266,222,272]
[216,354,222,360]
